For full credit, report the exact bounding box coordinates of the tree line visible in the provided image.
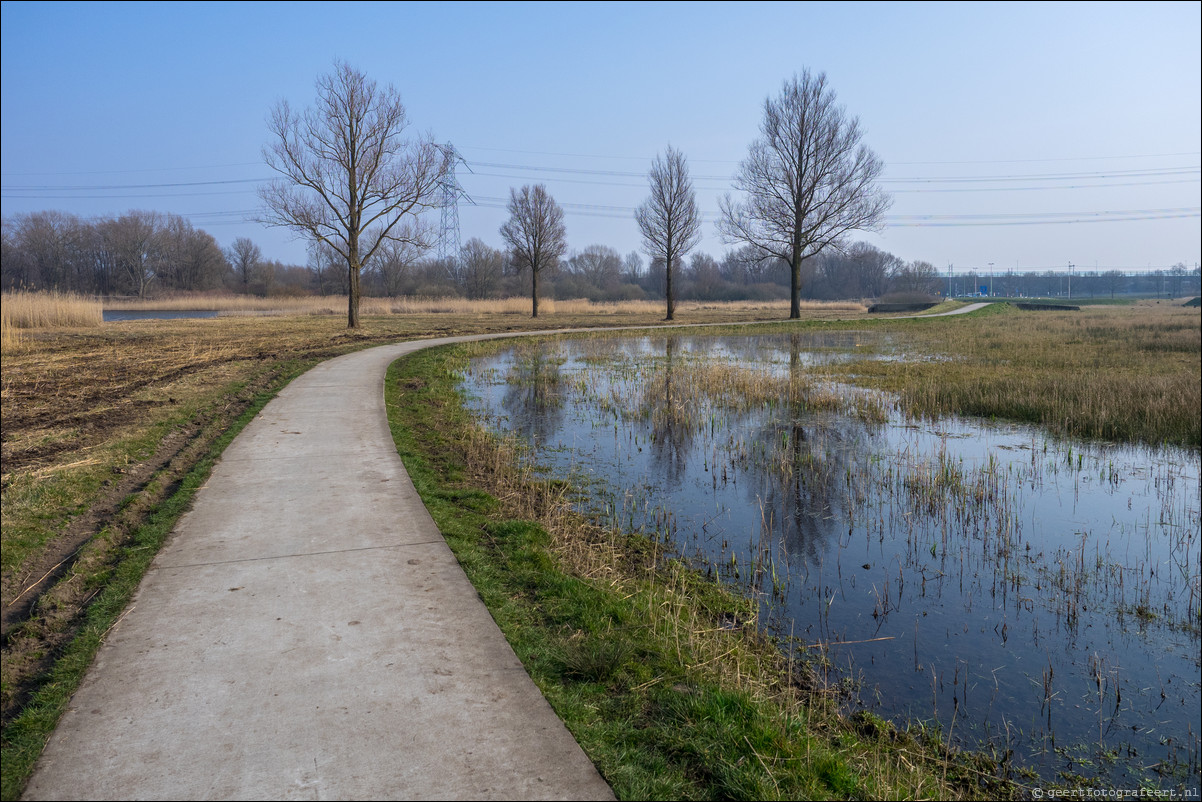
[5,208,1193,302]
[2,210,229,297]
[1,207,950,302]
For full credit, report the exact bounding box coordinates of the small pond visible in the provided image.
[460,332,1201,793]
[103,310,220,322]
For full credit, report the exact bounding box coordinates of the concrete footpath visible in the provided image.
[23,336,615,801]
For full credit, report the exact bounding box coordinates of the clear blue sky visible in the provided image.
[3,1,1199,274]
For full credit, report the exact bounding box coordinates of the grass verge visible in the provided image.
[384,343,1019,800]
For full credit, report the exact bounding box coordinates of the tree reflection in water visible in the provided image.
[643,337,696,486]
[500,347,565,443]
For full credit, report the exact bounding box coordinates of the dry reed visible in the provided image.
[2,291,103,353]
[1,315,19,352]
[99,293,867,318]
[2,290,104,329]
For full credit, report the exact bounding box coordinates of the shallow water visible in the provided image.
[103,309,220,321]
[461,332,1201,793]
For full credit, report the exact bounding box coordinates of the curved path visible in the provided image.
[23,335,615,801]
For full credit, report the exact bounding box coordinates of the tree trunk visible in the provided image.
[665,261,675,321]
[789,257,801,319]
[531,265,539,318]
[347,258,361,329]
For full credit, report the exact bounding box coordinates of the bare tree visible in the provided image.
[457,237,504,299]
[622,251,643,282]
[372,238,423,297]
[636,146,701,320]
[226,237,263,292]
[307,240,346,295]
[6,211,86,291]
[499,184,566,318]
[159,215,227,291]
[259,61,447,328]
[103,211,164,298]
[569,244,623,296]
[719,70,891,318]
[1101,269,1125,299]
[688,252,723,300]
[889,259,940,296]
[1169,262,1187,298]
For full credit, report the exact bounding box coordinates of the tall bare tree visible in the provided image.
[5,211,86,291]
[259,61,447,328]
[635,146,701,320]
[719,70,891,318]
[499,184,566,318]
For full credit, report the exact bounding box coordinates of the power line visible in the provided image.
[889,179,1200,194]
[7,164,1197,195]
[5,149,1199,240]
[458,145,1202,167]
[2,190,259,200]
[464,195,1200,226]
[9,173,1198,201]
[889,151,1201,166]
[2,178,266,191]
[0,161,263,177]
[879,167,1200,184]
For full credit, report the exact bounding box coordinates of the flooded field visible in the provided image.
[460,332,1201,793]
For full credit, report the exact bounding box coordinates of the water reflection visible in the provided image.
[644,337,696,485]
[461,332,1201,793]
[103,309,220,321]
[500,347,565,443]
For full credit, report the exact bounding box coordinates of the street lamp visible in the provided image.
[1068,262,1074,300]
[988,262,994,297]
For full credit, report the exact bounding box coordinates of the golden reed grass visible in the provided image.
[2,290,103,351]
[101,293,867,317]
[2,290,104,328]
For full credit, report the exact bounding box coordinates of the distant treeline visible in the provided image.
[3,209,1196,301]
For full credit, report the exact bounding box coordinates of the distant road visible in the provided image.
[923,301,992,316]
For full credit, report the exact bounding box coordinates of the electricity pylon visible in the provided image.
[436,143,473,263]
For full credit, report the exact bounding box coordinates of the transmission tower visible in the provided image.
[436,143,473,263]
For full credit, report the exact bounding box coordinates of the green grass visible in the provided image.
[833,303,1201,447]
[384,344,1008,800]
